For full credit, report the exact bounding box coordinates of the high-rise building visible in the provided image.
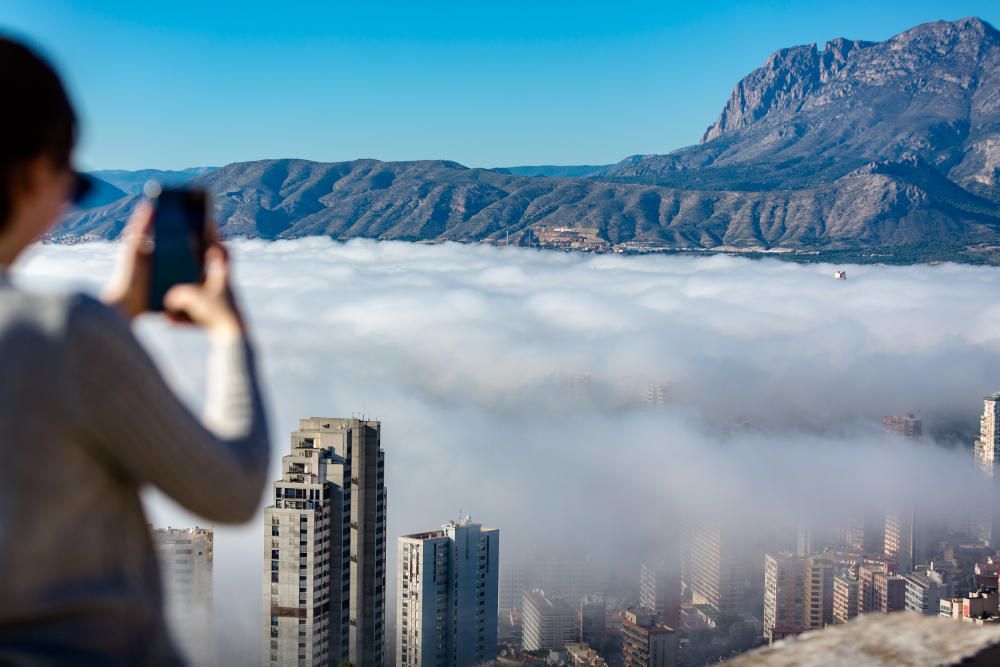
[974,394,1000,477]
[873,571,907,613]
[639,563,680,629]
[396,518,499,667]
[804,556,834,629]
[973,395,1000,545]
[263,418,387,667]
[858,560,892,614]
[621,608,677,667]
[883,413,922,438]
[832,574,859,624]
[522,589,576,651]
[154,526,213,665]
[685,527,745,615]
[579,595,607,646]
[884,511,916,574]
[903,568,954,615]
[762,554,806,643]
[646,383,671,406]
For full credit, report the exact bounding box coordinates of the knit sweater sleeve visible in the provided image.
[67,294,270,523]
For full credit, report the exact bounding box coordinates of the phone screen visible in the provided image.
[148,188,208,312]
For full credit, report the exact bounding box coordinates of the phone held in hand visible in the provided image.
[145,182,210,312]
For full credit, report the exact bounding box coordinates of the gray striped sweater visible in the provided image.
[0,273,269,665]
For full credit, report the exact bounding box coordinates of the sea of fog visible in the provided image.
[14,238,1000,660]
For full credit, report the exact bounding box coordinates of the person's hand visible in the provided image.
[163,244,246,343]
[102,202,153,322]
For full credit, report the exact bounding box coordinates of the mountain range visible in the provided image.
[61,17,1000,262]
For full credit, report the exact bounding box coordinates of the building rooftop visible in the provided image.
[401,530,447,541]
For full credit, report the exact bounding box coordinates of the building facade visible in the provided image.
[522,589,576,651]
[762,554,806,642]
[396,519,499,667]
[639,563,680,629]
[579,594,607,646]
[153,526,213,665]
[686,527,745,615]
[621,608,677,667]
[904,569,953,615]
[804,556,834,629]
[974,395,1000,477]
[832,574,859,624]
[883,413,922,438]
[884,511,915,574]
[263,418,387,667]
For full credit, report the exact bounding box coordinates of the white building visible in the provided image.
[153,526,213,665]
[973,395,1000,544]
[974,394,1000,476]
[396,518,499,667]
[522,589,576,651]
[263,418,387,667]
[904,568,953,615]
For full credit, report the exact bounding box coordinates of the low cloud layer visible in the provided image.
[14,239,1000,660]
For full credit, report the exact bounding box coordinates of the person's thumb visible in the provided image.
[163,283,201,315]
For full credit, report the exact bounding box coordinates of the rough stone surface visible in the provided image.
[728,614,1000,666]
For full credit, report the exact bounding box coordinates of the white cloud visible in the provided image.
[12,239,1000,661]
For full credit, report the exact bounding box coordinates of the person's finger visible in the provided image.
[122,202,153,254]
[163,283,199,314]
[203,245,230,291]
[205,220,221,244]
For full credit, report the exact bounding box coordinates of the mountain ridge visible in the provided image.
[57,17,1000,262]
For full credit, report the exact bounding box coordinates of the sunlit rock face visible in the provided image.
[729,613,1000,666]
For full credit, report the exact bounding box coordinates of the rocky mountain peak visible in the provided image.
[700,17,996,145]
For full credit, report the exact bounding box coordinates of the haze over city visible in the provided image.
[10,238,999,661]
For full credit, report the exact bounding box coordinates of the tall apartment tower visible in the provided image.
[264,418,387,667]
[974,394,1000,476]
[882,413,922,438]
[639,563,680,629]
[154,526,214,665]
[396,519,499,667]
[685,527,745,615]
[973,395,1000,545]
[884,511,916,573]
[762,554,806,643]
[832,573,859,624]
[522,589,577,651]
[804,556,834,629]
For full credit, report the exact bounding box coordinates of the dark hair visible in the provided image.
[0,37,77,230]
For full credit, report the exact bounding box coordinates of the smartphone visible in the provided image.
[147,184,210,312]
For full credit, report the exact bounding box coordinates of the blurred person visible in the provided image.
[0,38,269,665]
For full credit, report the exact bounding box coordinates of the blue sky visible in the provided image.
[5,1,998,170]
